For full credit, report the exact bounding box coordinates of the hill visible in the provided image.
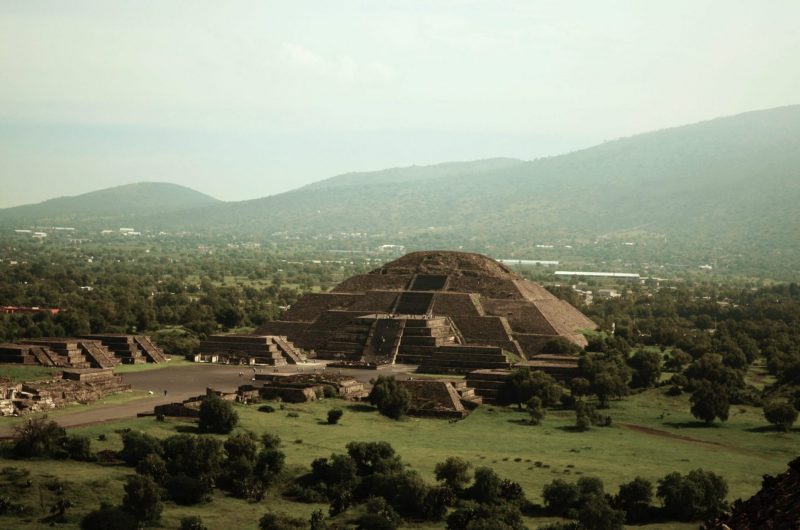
[163,106,800,253]
[0,182,221,226]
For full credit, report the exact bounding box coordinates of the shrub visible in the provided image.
[657,469,728,521]
[356,513,398,530]
[614,476,653,523]
[347,441,403,476]
[179,516,209,530]
[259,511,307,530]
[368,376,411,419]
[162,434,224,480]
[12,417,67,458]
[434,456,472,491]
[65,434,94,461]
[322,385,338,398]
[198,393,239,434]
[763,401,798,431]
[80,502,138,530]
[135,453,167,483]
[165,474,213,505]
[526,396,546,425]
[327,408,344,425]
[119,430,162,466]
[690,381,730,424]
[287,411,300,418]
[467,467,502,504]
[121,474,162,522]
[258,404,276,413]
[542,479,580,516]
[577,493,625,530]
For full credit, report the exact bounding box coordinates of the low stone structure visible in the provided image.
[193,334,305,366]
[518,354,580,381]
[82,334,167,364]
[396,378,481,418]
[21,338,119,369]
[0,368,130,416]
[239,372,367,403]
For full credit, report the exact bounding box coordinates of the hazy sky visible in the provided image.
[1,1,799,207]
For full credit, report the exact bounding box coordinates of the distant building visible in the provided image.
[499,259,559,266]
[554,271,640,280]
[1,306,61,316]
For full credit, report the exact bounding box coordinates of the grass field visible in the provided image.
[0,387,796,530]
[112,358,195,374]
[0,365,62,382]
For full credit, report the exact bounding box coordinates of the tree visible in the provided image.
[628,349,662,388]
[122,474,162,522]
[136,453,167,483]
[690,381,729,424]
[347,441,403,476]
[526,396,546,425]
[763,401,798,431]
[179,516,209,530]
[327,408,344,424]
[119,430,163,466]
[368,376,411,419]
[578,494,626,530]
[80,502,138,530]
[498,369,563,409]
[12,417,67,458]
[575,401,594,431]
[614,476,653,523]
[542,479,580,516]
[198,393,239,434]
[434,457,472,491]
[657,469,728,521]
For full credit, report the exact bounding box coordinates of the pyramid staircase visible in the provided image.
[394,317,458,364]
[393,291,435,315]
[362,317,406,364]
[196,334,304,365]
[272,336,305,364]
[416,344,513,375]
[22,339,94,368]
[83,334,166,364]
[135,336,167,363]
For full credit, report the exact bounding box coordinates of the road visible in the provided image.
[0,362,417,435]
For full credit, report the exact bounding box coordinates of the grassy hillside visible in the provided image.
[0,182,220,226]
[0,388,795,530]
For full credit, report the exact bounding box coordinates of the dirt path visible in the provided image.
[0,362,416,435]
[618,422,755,455]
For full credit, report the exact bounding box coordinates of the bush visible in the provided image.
[162,434,224,480]
[80,502,138,530]
[657,469,728,521]
[179,516,209,530]
[322,385,338,398]
[119,430,162,466]
[258,404,276,413]
[434,456,472,491]
[467,467,502,504]
[355,513,398,530]
[542,479,580,516]
[65,434,94,461]
[198,394,239,434]
[259,511,307,530]
[165,474,213,505]
[614,476,653,523]
[763,401,798,431]
[12,417,67,458]
[368,376,411,419]
[327,408,344,425]
[135,453,167,483]
[121,474,162,522]
[526,396,545,425]
[446,500,527,530]
[577,493,625,530]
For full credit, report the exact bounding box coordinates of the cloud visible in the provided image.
[279,42,394,83]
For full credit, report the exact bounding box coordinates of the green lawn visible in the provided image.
[0,365,62,382]
[112,358,195,374]
[0,388,795,530]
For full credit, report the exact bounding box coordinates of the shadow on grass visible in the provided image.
[507,419,537,426]
[345,404,375,413]
[663,421,719,429]
[555,425,589,433]
[744,425,798,433]
[174,424,199,434]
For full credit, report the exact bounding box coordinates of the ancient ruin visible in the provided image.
[0,368,130,416]
[257,251,595,372]
[192,334,305,365]
[0,334,166,369]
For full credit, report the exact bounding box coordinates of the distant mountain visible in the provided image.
[155,105,800,253]
[0,182,220,226]
[2,106,799,269]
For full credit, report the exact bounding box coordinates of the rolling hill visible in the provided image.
[2,106,798,269]
[0,182,221,226]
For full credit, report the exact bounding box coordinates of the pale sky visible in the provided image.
[1,1,799,207]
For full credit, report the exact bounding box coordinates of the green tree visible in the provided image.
[657,469,728,521]
[122,474,162,523]
[690,381,729,424]
[614,476,653,523]
[763,401,798,431]
[198,393,239,434]
[434,457,472,491]
[628,349,662,388]
[80,502,138,530]
[327,408,344,424]
[368,377,411,420]
[526,396,546,425]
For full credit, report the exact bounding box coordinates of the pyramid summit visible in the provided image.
[257,251,596,369]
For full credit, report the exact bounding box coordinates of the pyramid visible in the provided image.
[256,251,596,366]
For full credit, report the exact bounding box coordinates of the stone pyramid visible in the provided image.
[256,251,596,365]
